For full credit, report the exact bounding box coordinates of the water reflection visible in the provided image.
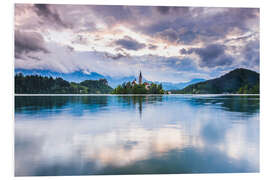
[15,95,259,176]
[116,96,163,119]
[15,96,109,113]
[185,95,259,114]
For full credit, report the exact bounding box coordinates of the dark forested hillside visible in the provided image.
[15,73,113,94]
[171,68,259,94]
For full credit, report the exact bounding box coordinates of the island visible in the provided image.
[112,71,165,94]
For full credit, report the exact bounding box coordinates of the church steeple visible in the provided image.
[139,71,142,85]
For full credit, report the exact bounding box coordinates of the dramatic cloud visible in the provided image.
[115,36,146,51]
[156,6,171,14]
[140,8,259,46]
[156,6,190,16]
[178,30,197,44]
[15,30,49,59]
[241,40,259,69]
[14,4,260,83]
[91,5,133,22]
[157,28,178,43]
[180,48,192,55]
[191,44,234,68]
[33,4,70,29]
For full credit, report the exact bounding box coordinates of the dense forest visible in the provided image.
[112,82,165,94]
[15,73,113,94]
[171,68,259,94]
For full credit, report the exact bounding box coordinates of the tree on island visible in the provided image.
[112,71,165,94]
[112,82,164,94]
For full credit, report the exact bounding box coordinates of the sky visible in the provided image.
[14,4,259,83]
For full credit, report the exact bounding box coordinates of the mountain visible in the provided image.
[161,78,206,90]
[107,76,136,88]
[15,69,104,82]
[171,68,259,94]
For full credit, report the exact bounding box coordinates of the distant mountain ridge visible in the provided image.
[172,68,259,94]
[15,69,205,90]
[15,69,104,82]
[161,78,206,90]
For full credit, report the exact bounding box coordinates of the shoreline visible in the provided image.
[14,94,260,96]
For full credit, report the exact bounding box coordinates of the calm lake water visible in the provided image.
[15,95,259,176]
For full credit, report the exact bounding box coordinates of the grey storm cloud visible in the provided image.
[141,19,198,44]
[192,44,234,68]
[181,44,234,68]
[15,30,49,59]
[89,5,134,25]
[157,28,178,43]
[156,28,197,44]
[156,6,190,15]
[90,5,154,25]
[156,7,170,14]
[115,36,146,51]
[139,8,259,45]
[195,44,225,60]
[92,5,132,20]
[195,8,259,40]
[33,4,71,29]
[241,40,260,68]
[178,31,197,44]
[165,57,197,71]
[180,48,193,55]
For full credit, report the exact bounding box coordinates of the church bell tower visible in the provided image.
[139,71,142,85]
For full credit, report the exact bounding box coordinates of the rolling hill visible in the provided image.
[171,68,259,94]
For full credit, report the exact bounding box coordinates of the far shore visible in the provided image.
[15,94,260,96]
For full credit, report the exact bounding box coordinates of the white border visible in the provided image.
[1,0,270,180]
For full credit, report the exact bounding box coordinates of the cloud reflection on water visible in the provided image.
[15,95,259,176]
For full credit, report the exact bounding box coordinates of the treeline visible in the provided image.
[15,73,113,94]
[236,84,259,94]
[112,82,165,94]
[174,83,259,94]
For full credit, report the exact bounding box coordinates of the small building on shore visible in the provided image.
[143,82,150,90]
[132,79,137,86]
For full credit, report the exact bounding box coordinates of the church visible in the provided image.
[131,71,150,90]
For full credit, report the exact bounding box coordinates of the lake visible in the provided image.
[14,95,259,176]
